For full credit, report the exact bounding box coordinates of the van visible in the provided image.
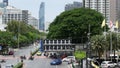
[109,54,119,59]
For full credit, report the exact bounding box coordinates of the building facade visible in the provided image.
[39,2,45,31]
[65,1,82,11]
[84,0,120,24]
[1,6,28,24]
[43,39,75,55]
[3,0,8,6]
[28,16,39,30]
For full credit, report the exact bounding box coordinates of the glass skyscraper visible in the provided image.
[39,2,45,31]
[3,0,8,6]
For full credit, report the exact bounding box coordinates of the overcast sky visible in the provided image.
[7,0,82,22]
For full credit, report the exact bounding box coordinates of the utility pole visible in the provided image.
[86,24,91,68]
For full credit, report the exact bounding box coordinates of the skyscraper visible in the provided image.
[3,0,8,6]
[65,1,82,11]
[84,0,120,23]
[39,2,45,31]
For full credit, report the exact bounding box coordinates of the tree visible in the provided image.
[6,20,41,47]
[47,8,106,43]
[91,32,120,59]
[91,35,106,58]
[0,31,14,47]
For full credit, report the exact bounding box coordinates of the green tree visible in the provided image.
[91,32,120,58]
[0,31,14,47]
[6,20,41,47]
[91,35,106,58]
[47,8,106,43]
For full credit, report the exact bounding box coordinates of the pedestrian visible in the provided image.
[21,59,23,62]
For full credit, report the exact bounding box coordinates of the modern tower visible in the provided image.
[84,0,120,23]
[65,1,82,11]
[3,0,8,6]
[39,2,45,31]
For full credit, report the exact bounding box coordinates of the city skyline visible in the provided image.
[8,0,82,22]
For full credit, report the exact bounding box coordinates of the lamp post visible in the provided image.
[86,24,91,68]
[18,21,20,49]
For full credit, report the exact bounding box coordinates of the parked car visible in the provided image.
[114,62,120,68]
[50,59,62,65]
[36,51,41,56]
[101,61,117,68]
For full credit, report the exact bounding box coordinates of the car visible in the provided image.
[62,57,70,62]
[50,59,62,65]
[101,61,117,68]
[36,51,41,56]
[114,62,120,68]
[62,56,76,62]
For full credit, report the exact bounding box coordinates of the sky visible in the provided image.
[7,0,82,22]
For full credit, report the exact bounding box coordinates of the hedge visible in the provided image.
[13,62,23,68]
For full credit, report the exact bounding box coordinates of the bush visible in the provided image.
[13,62,23,68]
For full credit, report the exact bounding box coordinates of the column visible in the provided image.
[68,40,70,44]
[65,40,66,44]
[53,46,54,51]
[61,40,62,44]
[57,40,58,44]
[49,45,50,51]
[49,40,50,44]
[61,45,62,50]
[45,40,46,44]
[53,40,54,44]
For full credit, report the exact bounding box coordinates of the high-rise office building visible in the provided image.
[65,1,82,11]
[84,0,120,23]
[39,2,45,31]
[3,0,8,6]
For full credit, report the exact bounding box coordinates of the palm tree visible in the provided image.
[91,35,108,59]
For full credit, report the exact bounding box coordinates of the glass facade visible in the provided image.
[39,2,45,31]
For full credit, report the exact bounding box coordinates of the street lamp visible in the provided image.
[17,21,20,49]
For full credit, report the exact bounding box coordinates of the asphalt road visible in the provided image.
[0,43,70,68]
[0,44,39,68]
[24,57,71,68]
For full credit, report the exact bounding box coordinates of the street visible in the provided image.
[0,44,71,68]
[24,57,70,68]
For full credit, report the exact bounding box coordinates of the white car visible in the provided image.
[62,56,76,62]
[101,61,117,68]
[62,57,70,62]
